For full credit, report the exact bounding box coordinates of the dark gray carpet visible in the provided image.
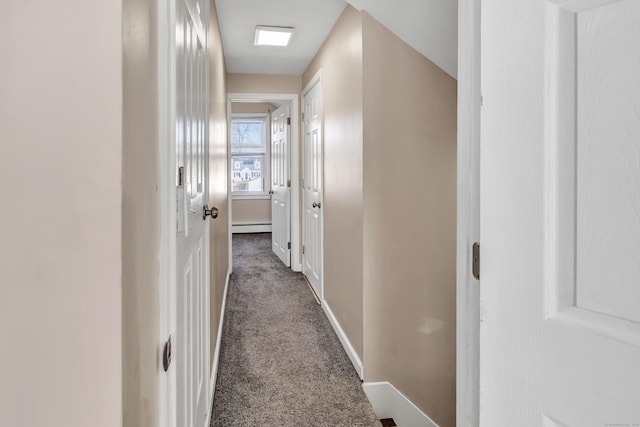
[211,233,380,427]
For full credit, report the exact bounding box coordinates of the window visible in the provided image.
[231,115,269,197]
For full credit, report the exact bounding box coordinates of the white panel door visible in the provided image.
[270,105,291,267]
[302,81,323,299]
[480,0,640,425]
[543,1,640,425]
[175,0,209,426]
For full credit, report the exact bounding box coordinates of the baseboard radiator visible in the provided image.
[231,223,272,234]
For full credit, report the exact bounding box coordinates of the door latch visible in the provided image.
[162,335,172,372]
[203,205,218,220]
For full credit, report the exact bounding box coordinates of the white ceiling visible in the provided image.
[215,0,348,75]
[215,0,458,79]
[347,0,458,78]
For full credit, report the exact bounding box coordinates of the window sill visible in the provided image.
[231,194,271,201]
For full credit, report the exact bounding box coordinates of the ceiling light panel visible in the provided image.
[254,26,294,47]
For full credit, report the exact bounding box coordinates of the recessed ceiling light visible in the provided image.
[254,26,295,47]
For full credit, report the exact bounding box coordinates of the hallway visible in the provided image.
[211,234,380,426]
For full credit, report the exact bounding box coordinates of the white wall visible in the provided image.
[346,0,458,78]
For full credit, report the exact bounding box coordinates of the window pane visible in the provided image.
[231,155,264,193]
[231,121,264,154]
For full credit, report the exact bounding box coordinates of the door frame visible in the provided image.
[226,93,301,271]
[300,70,324,301]
[457,0,481,425]
[159,0,178,424]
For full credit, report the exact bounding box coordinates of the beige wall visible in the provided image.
[232,199,271,225]
[231,102,275,114]
[209,0,230,370]
[1,3,228,426]
[300,8,457,426]
[122,0,160,425]
[231,102,273,226]
[362,13,457,427]
[0,1,123,426]
[227,73,301,94]
[302,5,365,359]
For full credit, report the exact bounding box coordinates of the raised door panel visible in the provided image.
[544,0,640,425]
[575,0,640,322]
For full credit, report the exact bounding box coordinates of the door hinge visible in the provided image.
[472,242,480,280]
[302,245,305,255]
[287,242,291,250]
[287,117,291,125]
[287,179,291,188]
[302,112,305,122]
[162,335,172,372]
[178,166,184,186]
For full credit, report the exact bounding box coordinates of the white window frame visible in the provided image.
[230,113,270,199]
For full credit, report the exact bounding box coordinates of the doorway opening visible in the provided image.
[226,93,301,274]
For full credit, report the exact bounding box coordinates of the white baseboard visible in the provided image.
[206,270,231,427]
[321,301,364,379]
[231,223,271,234]
[362,382,439,427]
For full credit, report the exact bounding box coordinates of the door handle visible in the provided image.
[203,205,218,220]
[312,201,321,208]
[268,190,274,195]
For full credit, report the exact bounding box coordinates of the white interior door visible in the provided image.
[270,105,291,266]
[175,0,210,426]
[480,0,640,425]
[302,80,323,299]
[543,1,640,425]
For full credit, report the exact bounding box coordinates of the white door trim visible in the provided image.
[322,300,363,378]
[206,270,231,427]
[227,98,233,275]
[457,0,481,425]
[302,69,322,97]
[158,0,177,424]
[227,93,301,271]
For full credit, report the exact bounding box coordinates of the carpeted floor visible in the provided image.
[211,233,380,427]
